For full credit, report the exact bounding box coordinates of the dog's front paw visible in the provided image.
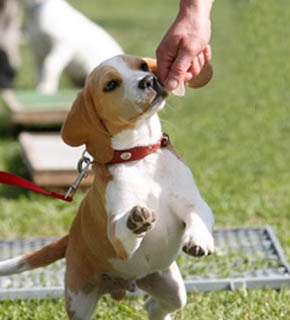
[127,205,157,235]
[182,230,214,258]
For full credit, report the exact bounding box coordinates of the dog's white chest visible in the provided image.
[106,149,194,278]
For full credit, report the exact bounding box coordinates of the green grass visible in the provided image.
[1,0,290,318]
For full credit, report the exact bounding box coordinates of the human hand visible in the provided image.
[156,5,212,94]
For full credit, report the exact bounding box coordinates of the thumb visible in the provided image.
[165,50,192,91]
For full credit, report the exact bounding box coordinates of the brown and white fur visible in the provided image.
[0,55,214,320]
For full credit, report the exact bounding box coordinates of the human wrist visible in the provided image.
[179,0,214,19]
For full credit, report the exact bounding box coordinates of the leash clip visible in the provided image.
[65,151,93,199]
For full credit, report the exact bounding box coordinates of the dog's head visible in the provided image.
[61,54,212,163]
[61,55,168,163]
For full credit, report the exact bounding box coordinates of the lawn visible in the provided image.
[0,0,290,319]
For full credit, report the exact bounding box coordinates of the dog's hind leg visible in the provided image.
[65,287,100,320]
[137,262,187,320]
[65,267,101,320]
[65,245,101,320]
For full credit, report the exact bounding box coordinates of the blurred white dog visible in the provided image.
[22,0,123,94]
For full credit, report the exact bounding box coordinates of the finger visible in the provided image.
[184,71,193,83]
[186,59,200,79]
[188,50,209,78]
[197,52,205,69]
[191,56,203,77]
[203,45,212,63]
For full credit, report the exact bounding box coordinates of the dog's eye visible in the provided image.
[104,80,120,92]
[140,62,149,72]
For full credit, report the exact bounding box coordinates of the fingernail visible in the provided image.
[166,79,178,90]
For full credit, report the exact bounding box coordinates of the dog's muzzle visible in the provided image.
[138,75,168,100]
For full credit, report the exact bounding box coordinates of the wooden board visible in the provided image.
[19,132,93,189]
[2,89,77,125]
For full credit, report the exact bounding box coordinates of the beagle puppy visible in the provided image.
[22,0,123,94]
[0,55,214,320]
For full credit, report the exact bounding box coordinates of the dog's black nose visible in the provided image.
[138,75,155,90]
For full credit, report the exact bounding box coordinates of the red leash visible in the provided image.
[0,171,73,202]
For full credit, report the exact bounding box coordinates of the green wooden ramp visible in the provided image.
[2,89,78,126]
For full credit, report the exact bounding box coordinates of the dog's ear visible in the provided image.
[61,90,114,164]
[142,57,157,75]
[188,62,213,88]
[61,91,88,147]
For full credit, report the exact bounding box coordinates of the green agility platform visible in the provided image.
[2,89,77,126]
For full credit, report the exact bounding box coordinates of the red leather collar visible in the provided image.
[0,134,170,202]
[108,133,169,164]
